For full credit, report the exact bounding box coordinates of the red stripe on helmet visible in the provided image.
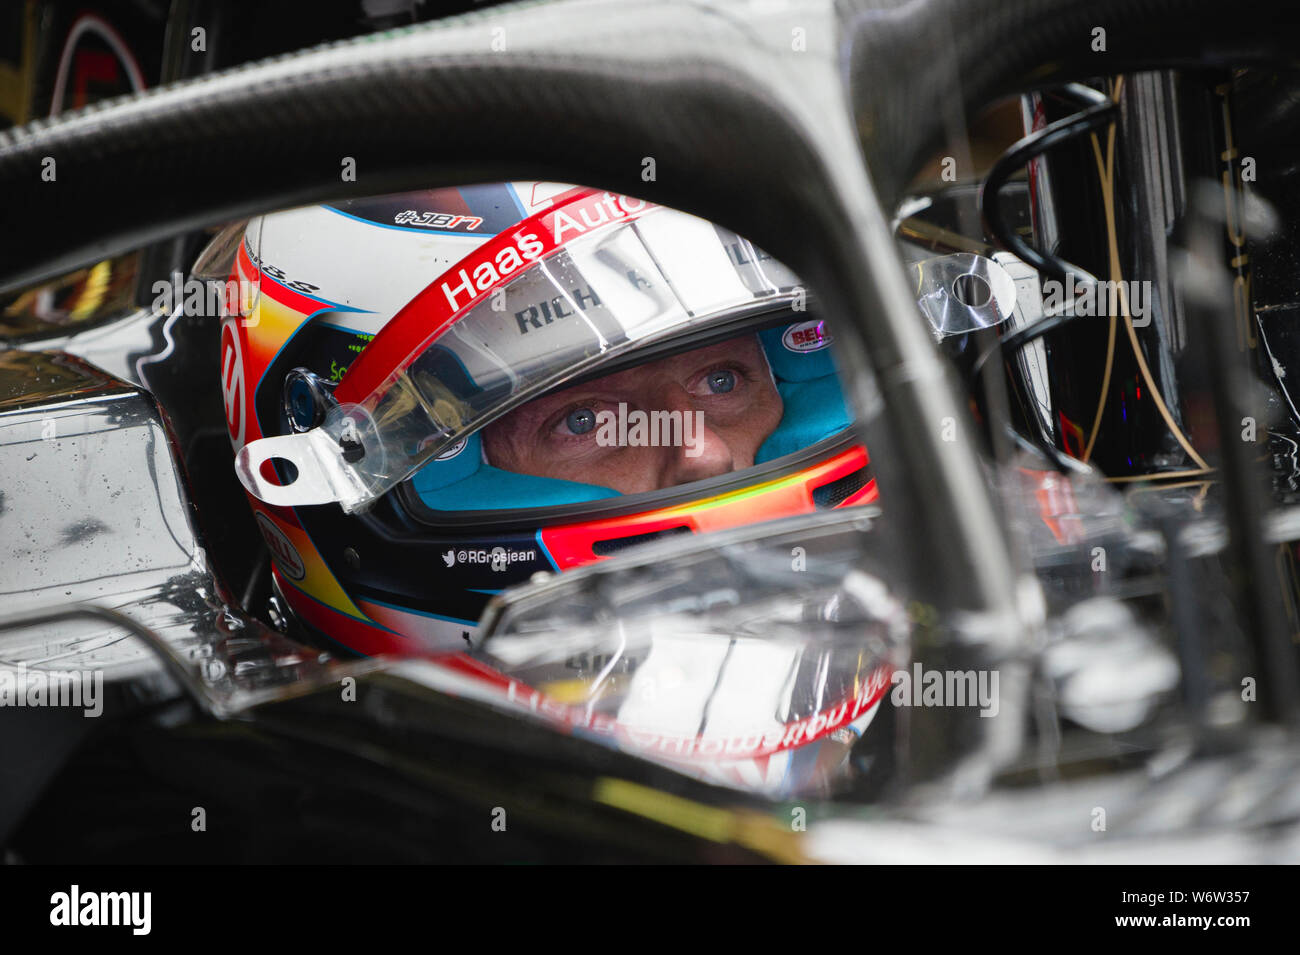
[335,188,655,403]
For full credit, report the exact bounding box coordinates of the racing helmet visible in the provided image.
[217,182,874,657]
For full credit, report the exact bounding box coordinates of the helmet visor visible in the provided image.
[236,191,810,512]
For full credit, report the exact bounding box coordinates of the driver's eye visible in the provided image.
[706,369,737,394]
[565,408,597,434]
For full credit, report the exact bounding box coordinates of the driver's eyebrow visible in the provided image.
[487,382,613,444]
[503,365,642,425]
[496,336,766,435]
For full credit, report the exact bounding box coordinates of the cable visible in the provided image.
[1081,76,1125,463]
[977,76,1209,477]
[1086,78,1210,472]
[968,84,1119,473]
[972,307,1082,382]
[970,310,1096,474]
[980,84,1117,287]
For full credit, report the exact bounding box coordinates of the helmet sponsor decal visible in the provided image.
[499,662,893,761]
[514,282,604,335]
[255,512,306,580]
[439,231,547,313]
[220,321,246,448]
[327,184,526,236]
[394,210,484,231]
[782,320,832,353]
[243,243,322,295]
[442,546,536,571]
[433,436,468,461]
[339,190,656,402]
